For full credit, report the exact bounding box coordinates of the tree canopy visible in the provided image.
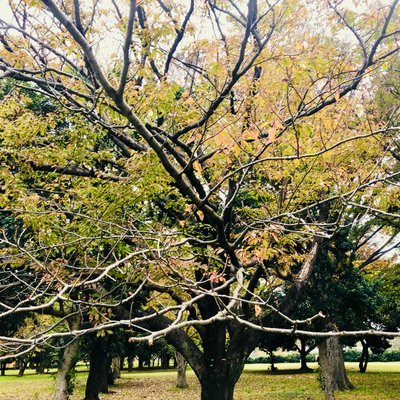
[1,1,400,399]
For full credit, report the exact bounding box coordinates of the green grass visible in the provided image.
[0,362,399,399]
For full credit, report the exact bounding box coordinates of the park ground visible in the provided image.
[0,362,399,400]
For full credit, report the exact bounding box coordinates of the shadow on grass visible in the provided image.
[246,368,316,375]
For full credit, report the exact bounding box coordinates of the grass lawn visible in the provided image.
[0,362,399,399]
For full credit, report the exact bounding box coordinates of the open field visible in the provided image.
[0,362,399,400]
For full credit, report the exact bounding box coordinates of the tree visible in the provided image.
[258,333,296,371]
[376,263,400,329]
[308,224,395,397]
[53,314,81,400]
[176,351,188,388]
[358,336,391,373]
[1,1,400,400]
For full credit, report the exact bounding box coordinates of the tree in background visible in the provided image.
[1,1,400,399]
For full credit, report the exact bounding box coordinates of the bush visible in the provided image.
[247,350,400,364]
[343,349,400,362]
[246,353,317,364]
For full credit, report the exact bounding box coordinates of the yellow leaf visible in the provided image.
[196,210,204,221]
[181,91,190,98]
[193,160,202,173]
[242,130,258,141]
[254,304,262,317]
[267,127,277,142]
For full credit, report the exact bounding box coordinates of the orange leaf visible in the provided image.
[193,160,202,174]
[196,210,204,221]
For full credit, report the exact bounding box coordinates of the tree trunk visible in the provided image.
[175,352,188,388]
[199,362,243,400]
[138,356,144,370]
[53,316,81,400]
[319,336,353,400]
[269,351,277,372]
[0,362,6,376]
[101,356,111,392]
[18,359,27,377]
[299,339,313,371]
[84,337,109,400]
[127,356,133,372]
[137,306,260,400]
[36,361,45,374]
[359,340,369,373]
[161,353,170,369]
[300,351,309,371]
[111,356,121,380]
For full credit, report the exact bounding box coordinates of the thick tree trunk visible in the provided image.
[175,352,188,388]
[53,316,81,400]
[0,362,6,376]
[84,337,109,400]
[199,361,244,400]
[319,337,353,400]
[133,304,260,400]
[101,356,112,392]
[359,340,369,373]
[197,321,249,400]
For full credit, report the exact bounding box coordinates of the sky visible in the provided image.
[0,0,392,25]
[0,0,392,62]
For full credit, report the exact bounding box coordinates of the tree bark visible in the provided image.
[300,351,309,371]
[127,356,133,372]
[269,351,277,372]
[84,337,109,400]
[319,336,353,400]
[17,358,27,377]
[138,355,145,370]
[117,304,260,400]
[195,322,252,400]
[36,362,45,374]
[0,362,6,376]
[199,361,244,400]
[359,339,369,373]
[110,356,121,380]
[161,353,170,369]
[175,352,188,388]
[299,338,313,371]
[53,316,81,400]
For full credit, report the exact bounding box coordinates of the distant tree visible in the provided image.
[258,333,296,371]
[358,336,391,373]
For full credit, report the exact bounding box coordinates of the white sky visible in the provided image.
[0,0,393,24]
[0,0,394,62]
